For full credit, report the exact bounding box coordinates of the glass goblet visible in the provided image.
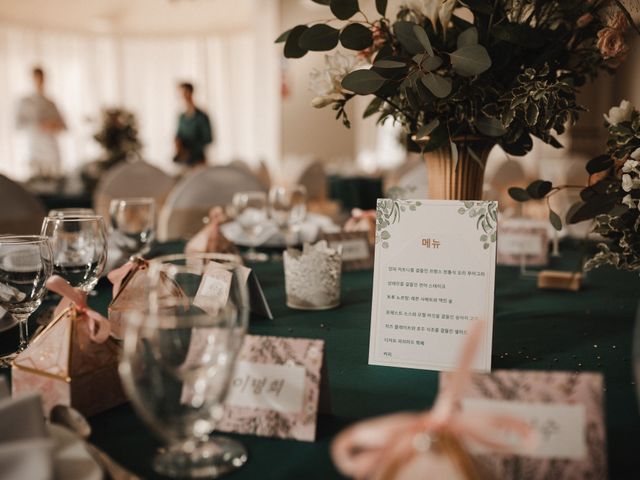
[0,235,53,366]
[40,215,108,292]
[232,191,269,262]
[119,253,249,479]
[47,208,95,218]
[109,198,156,258]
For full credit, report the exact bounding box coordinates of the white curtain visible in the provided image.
[0,23,266,180]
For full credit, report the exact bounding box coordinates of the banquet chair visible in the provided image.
[158,165,267,241]
[93,160,175,220]
[384,155,428,199]
[0,175,46,234]
[282,157,328,202]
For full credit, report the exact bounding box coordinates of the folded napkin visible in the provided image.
[0,378,53,480]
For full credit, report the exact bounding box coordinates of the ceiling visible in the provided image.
[0,0,257,35]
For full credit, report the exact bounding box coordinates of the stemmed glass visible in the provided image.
[119,253,249,479]
[109,198,156,258]
[232,191,269,262]
[268,185,308,245]
[0,236,53,366]
[48,208,95,218]
[40,215,108,292]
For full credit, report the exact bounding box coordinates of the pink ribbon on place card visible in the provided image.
[331,320,538,480]
[45,275,111,343]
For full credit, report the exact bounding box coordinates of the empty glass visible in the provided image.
[232,191,268,262]
[40,215,108,292]
[110,198,156,257]
[268,185,308,245]
[48,208,95,218]
[0,235,53,366]
[119,253,249,478]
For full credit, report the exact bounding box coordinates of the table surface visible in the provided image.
[2,241,639,479]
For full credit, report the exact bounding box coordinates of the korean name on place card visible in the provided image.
[439,370,607,480]
[215,335,326,442]
[369,199,497,372]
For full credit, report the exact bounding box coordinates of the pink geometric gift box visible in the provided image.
[12,306,126,417]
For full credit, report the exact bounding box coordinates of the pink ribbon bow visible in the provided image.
[331,320,538,479]
[46,275,111,343]
[108,258,147,299]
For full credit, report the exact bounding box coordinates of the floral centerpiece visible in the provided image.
[509,100,640,272]
[277,0,637,200]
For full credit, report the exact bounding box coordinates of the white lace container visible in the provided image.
[283,241,342,310]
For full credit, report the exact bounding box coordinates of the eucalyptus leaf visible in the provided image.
[284,25,309,58]
[508,187,530,202]
[526,180,552,199]
[373,59,407,68]
[549,209,562,231]
[340,23,373,50]
[525,102,539,126]
[275,29,291,44]
[586,154,614,174]
[394,21,425,55]
[423,56,443,71]
[299,24,340,51]
[375,0,388,16]
[415,119,440,141]
[475,116,506,137]
[363,96,384,118]
[457,27,478,48]
[449,45,491,77]
[420,72,452,98]
[331,0,359,20]
[341,69,386,94]
[413,25,434,56]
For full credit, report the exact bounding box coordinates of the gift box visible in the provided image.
[12,304,126,418]
[108,256,149,340]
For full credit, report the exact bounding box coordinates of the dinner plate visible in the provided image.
[49,424,102,480]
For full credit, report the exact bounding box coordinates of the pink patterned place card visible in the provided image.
[497,218,549,267]
[440,370,607,479]
[216,335,327,442]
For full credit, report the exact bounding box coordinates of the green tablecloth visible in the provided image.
[1,241,639,479]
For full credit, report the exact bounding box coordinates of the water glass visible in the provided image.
[109,198,156,257]
[268,185,307,244]
[0,235,53,366]
[48,208,95,218]
[119,253,249,478]
[41,215,108,292]
[232,191,268,262]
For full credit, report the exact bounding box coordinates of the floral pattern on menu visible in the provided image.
[457,201,498,249]
[376,199,422,249]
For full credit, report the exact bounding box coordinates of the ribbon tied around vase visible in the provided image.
[45,275,111,343]
[331,320,538,480]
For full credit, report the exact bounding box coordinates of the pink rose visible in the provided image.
[597,26,629,63]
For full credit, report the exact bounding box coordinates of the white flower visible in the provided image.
[622,194,636,209]
[604,99,634,126]
[309,51,365,108]
[411,0,457,29]
[439,0,457,31]
[631,147,640,160]
[622,159,639,173]
[622,173,637,192]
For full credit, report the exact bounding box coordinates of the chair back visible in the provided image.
[158,165,266,240]
[0,175,46,234]
[93,161,175,220]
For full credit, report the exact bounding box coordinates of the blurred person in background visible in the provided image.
[173,82,213,168]
[15,66,66,178]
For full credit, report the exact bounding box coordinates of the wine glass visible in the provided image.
[232,191,269,262]
[0,235,53,366]
[48,208,95,218]
[109,198,156,257]
[268,185,307,245]
[40,215,108,292]
[119,253,249,479]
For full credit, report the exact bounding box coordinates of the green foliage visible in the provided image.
[340,23,373,50]
[299,24,340,51]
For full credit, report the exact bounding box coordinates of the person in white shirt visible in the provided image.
[15,67,66,178]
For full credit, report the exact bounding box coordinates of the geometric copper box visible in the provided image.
[108,257,148,340]
[12,306,126,417]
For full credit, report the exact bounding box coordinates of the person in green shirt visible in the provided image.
[174,82,213,167]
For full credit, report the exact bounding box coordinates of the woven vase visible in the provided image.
[424,141,494,201]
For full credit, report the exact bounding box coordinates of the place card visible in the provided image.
[497,217,548,266]
[440,370,606,478]
[320,231,373,271]
[216,335,327,442]
[369,199,497,372]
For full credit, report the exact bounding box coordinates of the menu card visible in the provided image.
[369,199,497,372]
